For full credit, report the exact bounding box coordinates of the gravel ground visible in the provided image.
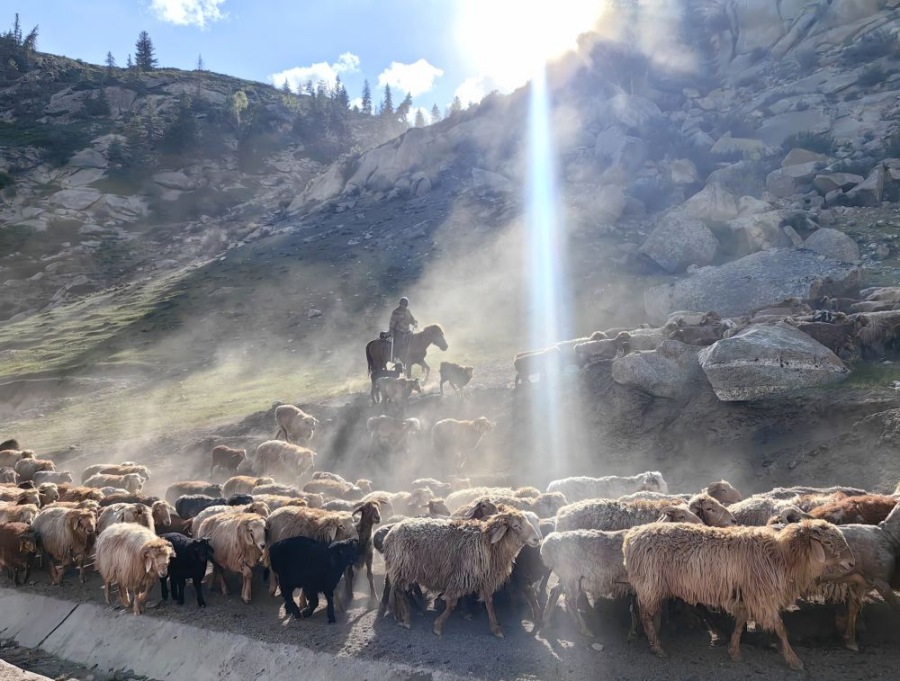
[0,639,152,681]
[7,561,900,681]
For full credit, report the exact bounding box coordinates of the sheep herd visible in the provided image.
[2,419,900,672]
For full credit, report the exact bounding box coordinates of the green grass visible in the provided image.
[844,363,900,389]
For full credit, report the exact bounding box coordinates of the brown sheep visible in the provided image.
[374,376,421,405]
[439,362,475,395]
[94,523,175,614]
[164,481,221,506]
[81,463,150,483]
[32,507,97,584]
[0,487,39,506]
[274,404,319,445]
[431,417,494,470]
[0,449,34,469]
[57,485,104,503]
[98,492,159,508]
[14,458,56,482]
[688,493,737,527]
[0,467,17,484]
[210,445,247,477]
[0,522,38,585]
[853,310,900,359]
[705,480,743,506]
[514,346,562,387]
[222,476,274,498]
[624,520,854,670]
[253,441,316,481]
[367,415,419,452]
[0,503,39,525]
[195,512,267,603]
[0,439,20,452]
[795,320,860,362]
[809,494,898,525]
[84,473,143,494]
[37,482,59,507]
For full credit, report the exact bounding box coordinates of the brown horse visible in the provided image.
[366,324,448,382]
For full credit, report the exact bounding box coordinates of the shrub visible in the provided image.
[782,131,836,156]
[795,50,818,71]
[842,29,897,65]
[885,132,900,159]
[858,65,886,88]
[831,159,872,176]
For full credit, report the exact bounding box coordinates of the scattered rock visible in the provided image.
[668,159,699,186]
[766,162,820,198]
[782,148,828,167]
[757,110,832,147]
[612,340,705,398]
[681,183,740,223]
[152,171,195,191]
[49,188,101,211]
[307,308,323,319]
[844,167,885,207]
[639,211,719,274]
[698,322,849,401]
[814,173,863,195]
[804,228,860,262]
[726,211,793,254]
[68,148,107,169]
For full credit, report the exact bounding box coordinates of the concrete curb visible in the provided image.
[0,660,53,681]
[0,589,463,681]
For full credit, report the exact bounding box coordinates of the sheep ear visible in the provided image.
[144,551,154,574]
[489,522,508,544]
[809,538,826,566]
[325,527,337,543]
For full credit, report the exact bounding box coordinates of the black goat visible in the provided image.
[159,533,214,607]
[174,493,253,520]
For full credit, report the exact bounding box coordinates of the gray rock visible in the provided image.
[153,171,195,191]
[844,167,885,207]
[639,211,719,274]
[726,211,793,254]
[766,161,820,198]
[644,248,863,324]
[668,159,699,186]
[49,188,101,211]
[610,94,661,128]
[611,340,705,399]
[681,183,740,223]
[698,322,849,401]
[738,196,772,216]
[710,133,766,157]
[757,110,832,147]
[804,228,860,262]
[68,149,107,169]
[782,148,828,167]
[471,168,514,194]
[707,161,767,197]
[814,173,863,195]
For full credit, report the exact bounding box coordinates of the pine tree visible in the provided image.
[449,96,462,116]
[196,54,205,71]
[105,51,116,74]
[126,53,133,70]
[281,80,292,95]
[12,13,21,45]
[396,92,413,122]
[430,103,441,124]
[380,84,394,116]
[414,109,425,127]
[334,75,349,110]
[361,80,372,115]
[134,31,157,71]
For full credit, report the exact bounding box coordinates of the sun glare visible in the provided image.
[455,0,602,91]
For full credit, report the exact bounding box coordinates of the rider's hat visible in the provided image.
[399,297,409,306]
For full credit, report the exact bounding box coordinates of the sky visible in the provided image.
[13,0,605,118]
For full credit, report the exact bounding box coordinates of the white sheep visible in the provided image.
[274,404,319,445]
[547,472,668,503]
[94,523,174,614]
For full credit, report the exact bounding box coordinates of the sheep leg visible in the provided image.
[482,590,505,638]
[216,566,229,597]
[325,588,338,623]
[366,555,377,607]
[773,616,803,671]
[565,579,593,638]
[541,583,563,630]
[133,589,146,615]
[627,594,641,642]
[727,608,748,663]
[193,576,205,607]
[433,595,457,636]
[843,590,862,653]
[268,571,279,597]
[301,592,320,619]
[521,583,542,629]
[240,565,253,604]
[159,576,169,602]
[103,580,112,606]
[377,575,391,618]
[118,585,132,609]
[344,566,355,604]
[638,597,666,658]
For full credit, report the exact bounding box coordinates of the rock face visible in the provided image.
[698,322,849,401]
[639,211,718,273]
[681,183,739,223]
[804,228,860,262]
[644,249,863,324]
[612,340,705,399]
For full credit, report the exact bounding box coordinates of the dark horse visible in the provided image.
[366,324,448,382]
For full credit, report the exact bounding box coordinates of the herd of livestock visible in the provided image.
[1,402,900,672]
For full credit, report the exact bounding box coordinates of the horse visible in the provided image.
[366,324,448,383]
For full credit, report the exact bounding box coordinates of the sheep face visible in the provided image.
[19,532,37,555]
[657,505,702,524]
[491,512,540,548]
[70,511,97,536]
[144,544,175,578]
[690,496,736,527]
[640,472,667,494]
[123,474,143,494]
[338,515,359,541]
[151,501,172,527]
[802,520,854,573]
[191,537,215,564]
[475,417,494,434]
[466,498,500,520]
[244,519,266,553]
[706,481,742,506]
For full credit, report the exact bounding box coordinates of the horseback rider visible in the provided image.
[389,297,418,362]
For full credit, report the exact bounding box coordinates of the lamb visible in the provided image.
[667,319,726,347]
[81,464,150,483]
[0,503,38,525]
[362,488,432,516]
[623,520,854,670]
[274,404,319,445]
[540,529,634,637]
[410,477,454,497]
[555,498,705,532]
[32,470,72,485]
[57,485,104,503]
[96,503,154,535]
[367,415,420,452]
[32,507,97,584]
[623,328,665,351]
[378,509,541,637]
[795,320,860,361]
[0,449,33,468]
[94,523,175,615]
[84,473,143,494]
[195,512,267,603]
[704,480,743,506]
[432,417,494,471]
[14,458,55,482]
[0,468,17,484]
[809,494,898,524]
[0,522,38,585]
[374,376,421,405]
[150,500,174,529]
[222,476,274,498]
[370,361,405,404]
[210,445,247,477]
[457,493,567,519]
[514,346,562,387]
[174,493,253,520]
[547,472,668,503]
[687,493,737,527]
[439,362,475,395]
[344,501,382,606]
[254,440,316,480]
[159,533,214,607]
[164,481,222,505]
[573,332,631,366]
[269,536,360,623]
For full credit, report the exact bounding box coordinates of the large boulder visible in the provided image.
[757,110,832,147]
[49,188,101,211]
[814,173,863,195]
[844,167,885,207]
[765,161,820,198]
[611,340,705,399]
[804,228,860,262]
[153,171,195,191]
[68,148,107,169]
[726,210,794,254]
[639,211,719,273]
[681,183,740,223]
[698,322,849,401]
[644,248,863,324]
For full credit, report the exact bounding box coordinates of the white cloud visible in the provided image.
[149,0,227,28]
[270,52,360,92]
[454,76,490,107]
[377,59,444,97]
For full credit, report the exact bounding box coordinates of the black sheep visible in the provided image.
[174,493,253,519]
[268,536,359,623]
[159,533,214,607]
